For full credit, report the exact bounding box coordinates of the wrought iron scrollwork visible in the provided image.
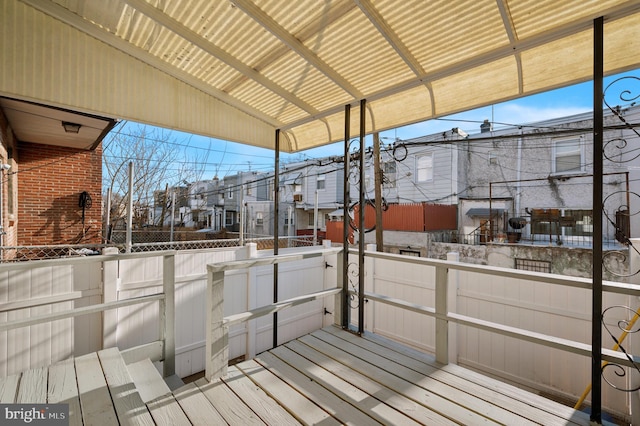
[601,306,640,392]
[347,261,360,309]
[601,76,640,278]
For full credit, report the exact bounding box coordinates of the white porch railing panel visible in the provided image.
[361,250,636,419]
[0,259,102,377]
[252,251,329,354]
[109,246,245,378]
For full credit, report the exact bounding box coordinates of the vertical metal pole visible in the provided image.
[358,99,366,335]
[373,132,383,252]
[591,16,604,425]
[343,105,351,329]
[105,188,112,242]
[240,184,245,246]
[170,191,176,242]
[313,189,319,245]
[126,161,134,253]
[273,129,280,348]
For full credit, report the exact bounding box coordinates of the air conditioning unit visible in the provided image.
[293,194,303,202]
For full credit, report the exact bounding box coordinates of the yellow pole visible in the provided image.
[574,309,640,409]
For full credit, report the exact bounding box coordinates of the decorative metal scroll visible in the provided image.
[602,75,640,278]
[601,306,640,392]
[601,75,640,395]
[347,261,360,309]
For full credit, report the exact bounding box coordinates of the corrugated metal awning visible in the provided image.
[466,208,505,217]
[2,1,640,152]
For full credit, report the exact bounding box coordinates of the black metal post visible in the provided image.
[343,104,351,329]
[591,16,604,425]
[358,99,366,335]
[273,129,280,348]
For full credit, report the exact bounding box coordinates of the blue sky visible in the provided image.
[109,69,639,182]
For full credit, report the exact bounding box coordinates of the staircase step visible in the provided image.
[127,358,171,403]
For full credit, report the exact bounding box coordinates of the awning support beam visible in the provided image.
[591,16,604,425]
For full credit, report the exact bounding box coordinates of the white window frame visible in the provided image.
[316,175,326,191]
[383,161,396,188]
[552,137,584,174]
[416,153,434,182]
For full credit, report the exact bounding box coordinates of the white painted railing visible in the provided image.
[360,249,640,368]
[355,247,640,421]
[205,245,341,380]
[0,250,176,377]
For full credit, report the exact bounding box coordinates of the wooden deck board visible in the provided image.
[195,376,266,425]
[171,382,227,425]
[97,348,154,426]
[305,331,499,425]
[349,327,595,426]
[270,344,422,425]
[236,359,342,426]
[0,373,20,403]
[284,339,455,425]
[2,327,605,426]
[317,328,542,425]
[16,366,47,403]
[48,358,82,426]
[222,366,302,425]
[256,350,384,425]
[146,392,191,426]
[75,352,118,426]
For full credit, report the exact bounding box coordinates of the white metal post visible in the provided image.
[125,162,134,253]
[435,264,449,365]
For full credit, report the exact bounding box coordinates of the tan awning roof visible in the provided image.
[2,1,640,153]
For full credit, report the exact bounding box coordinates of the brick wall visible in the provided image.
[17,142,102,245]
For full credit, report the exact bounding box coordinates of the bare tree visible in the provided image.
[103,124,208,236]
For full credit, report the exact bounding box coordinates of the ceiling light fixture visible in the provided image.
[62,121,82,133]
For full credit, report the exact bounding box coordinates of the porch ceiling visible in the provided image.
[2,1,640,153]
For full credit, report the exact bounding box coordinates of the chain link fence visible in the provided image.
[0,235,316,262]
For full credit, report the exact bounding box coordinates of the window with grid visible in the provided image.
[553,138,583,173]
[515,258,551,273]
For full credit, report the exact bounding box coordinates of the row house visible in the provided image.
[460,105,640,247]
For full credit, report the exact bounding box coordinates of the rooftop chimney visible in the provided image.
[480,119,492,133]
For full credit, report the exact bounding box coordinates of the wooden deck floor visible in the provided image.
[1,326,602,425]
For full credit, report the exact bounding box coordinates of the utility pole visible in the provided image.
[373,132,383,252]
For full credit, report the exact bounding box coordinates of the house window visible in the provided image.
[227,187,233,199]
[383,161,396,187]
[246,185,252,196]
[489,151,498,165]
[515,258,551,273]
[416,154,433,182]
[317,176,326,190]
[399,249,420,257]
[308,212,315,227]
[256,212,263,225]
[225,211,235,226]
[268,179,274,201]
[553,138,583,173]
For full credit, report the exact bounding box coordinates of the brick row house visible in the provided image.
[0,97,116,256]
